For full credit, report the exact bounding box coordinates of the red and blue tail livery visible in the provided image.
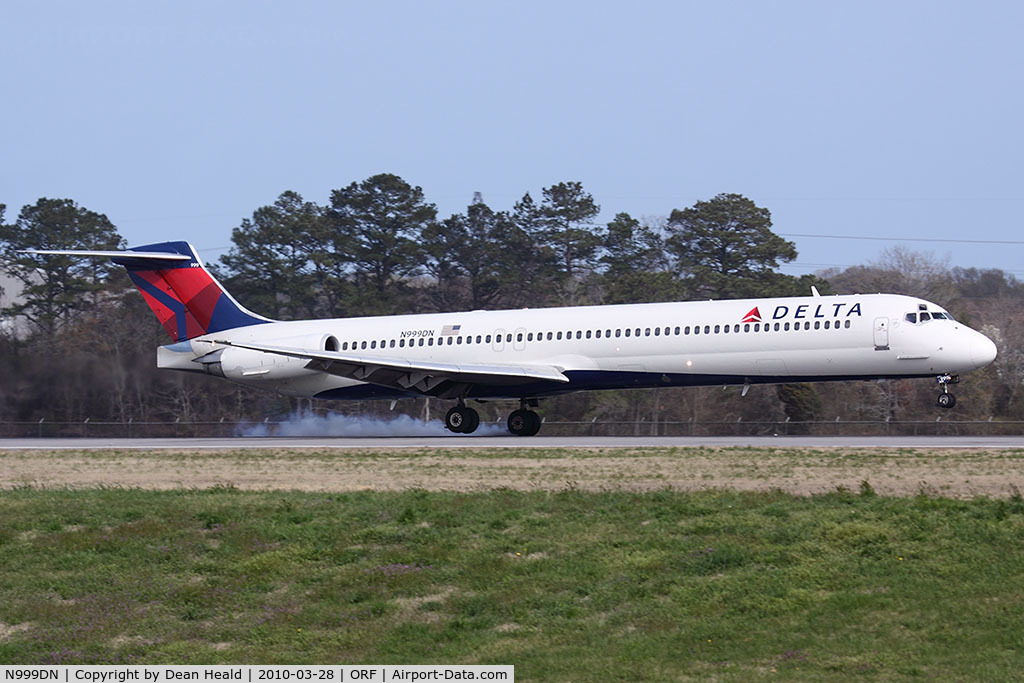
[113,241,270,342]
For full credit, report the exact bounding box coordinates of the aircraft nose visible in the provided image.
[971,333,998,368]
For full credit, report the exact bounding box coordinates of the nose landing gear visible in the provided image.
[936,374,959,409]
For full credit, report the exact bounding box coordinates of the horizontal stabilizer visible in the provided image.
[24,249,191,260]
[26,241,270,341]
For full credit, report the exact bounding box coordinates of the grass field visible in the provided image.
[5,446,1024,497]
[2,481,1024,679]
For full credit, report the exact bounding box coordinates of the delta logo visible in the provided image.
[740,302,863,322]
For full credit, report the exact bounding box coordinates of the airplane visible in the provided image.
[26,241,998,436]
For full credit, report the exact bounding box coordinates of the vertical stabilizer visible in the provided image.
[113,241,271,341]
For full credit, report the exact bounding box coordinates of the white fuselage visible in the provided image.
[159,293,997,402]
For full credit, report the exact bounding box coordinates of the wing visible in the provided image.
[210,339,569,399]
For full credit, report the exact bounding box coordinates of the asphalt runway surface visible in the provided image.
[2,435,1023,449]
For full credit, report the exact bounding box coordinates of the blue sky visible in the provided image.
[2,1,1022,277]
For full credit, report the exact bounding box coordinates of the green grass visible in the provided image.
[1,486,1024,680]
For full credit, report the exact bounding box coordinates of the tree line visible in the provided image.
[214,174,826,320]
[2,177,1024,430]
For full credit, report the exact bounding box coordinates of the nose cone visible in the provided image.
[970,333,998,369]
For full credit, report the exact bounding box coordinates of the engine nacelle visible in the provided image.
[216,346,313,382]
[159,333,339,382]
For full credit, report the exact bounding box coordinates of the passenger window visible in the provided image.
[557,331,563,340]
[506,334,512,342]
[527,333,533,342]
[576,331,583,339]
[485,335,491,343]
[714,325,720,333]
[674,326,680,335]
[693,326,700,335]
[517,333,523,342]
[723,325,729,334]
[342,342,349,351]
[703,326,710,334]
[547,332,553,340]
[615,329,621,337]
[784,323,790,331]
[361,341,367,349]
[586,330,592,339]
[419,338,425,346]
[824,321,830,329]
[844,320,851,329]
[595,330,602,338]
[654,327,661,336]
[645,328,651,336]
[390,339,395,348]
[625,329,631,337]
[814,321,820,330]
[684,326,690,335]
[448,337,454,345]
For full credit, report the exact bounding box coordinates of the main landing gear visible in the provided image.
[936,374,959,409]
[444,401,480,434]
[444,399,543,436]
[507,399,541,437]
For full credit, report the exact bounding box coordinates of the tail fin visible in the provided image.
[27,241,271,341]
[114,241,270,341]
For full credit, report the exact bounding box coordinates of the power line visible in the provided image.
[779,262,1024,276]
[780,233,1024,245]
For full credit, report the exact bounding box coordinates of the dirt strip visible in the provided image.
[2,447,1024,498]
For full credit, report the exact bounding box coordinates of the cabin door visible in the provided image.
[873,317,890,350]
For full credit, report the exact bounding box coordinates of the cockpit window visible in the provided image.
[907,310,954,324]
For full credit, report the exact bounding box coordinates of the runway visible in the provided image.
[2,435,1024,449]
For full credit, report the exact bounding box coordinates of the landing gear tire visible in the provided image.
[445,406,480,434]
[937,392,957,409]
[507,409,541,436]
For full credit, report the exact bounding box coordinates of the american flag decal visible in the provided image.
[440,324,462,336]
